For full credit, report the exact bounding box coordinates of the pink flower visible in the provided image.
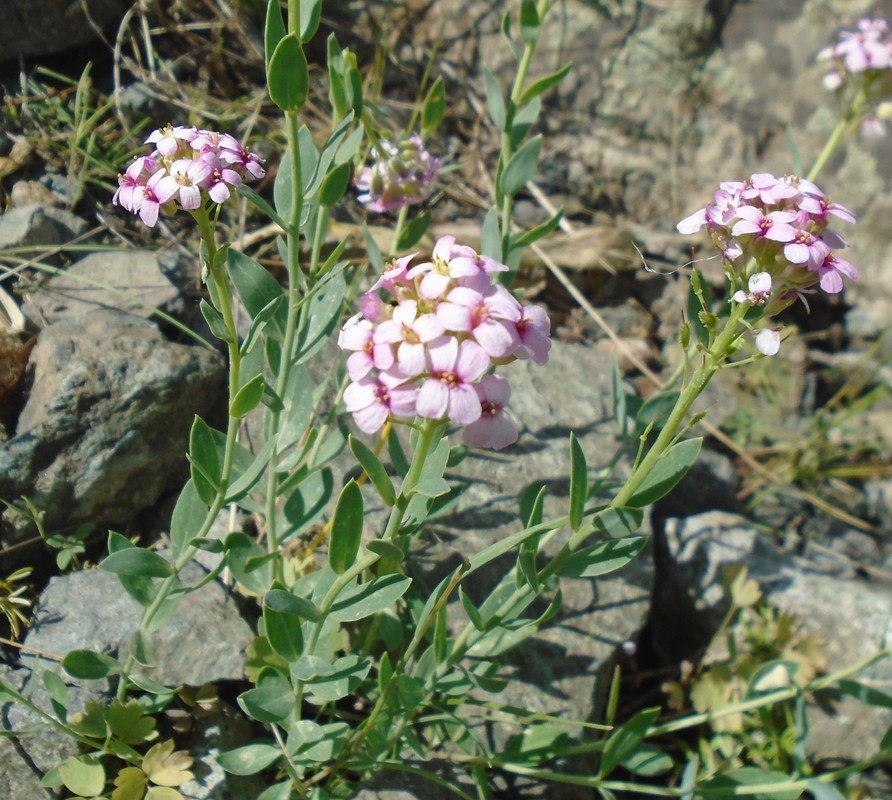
[514,305,551,364]
[373,300,444,377]
[731,207,797,242]
[355,132,439,213]
[783,230,830,270]
[463,375,518,450]
[338,315,395,381]
[199,153,243,204]
[812,252,859,294]
[146,125,197,157]
[344,372,418,433]
[137,169,178,228]
[416,338,490,424]
[436,285,521,358]
[169,157,212,211]
[112,156,155,212]
[369,253,417,295]
[407,235,485,299]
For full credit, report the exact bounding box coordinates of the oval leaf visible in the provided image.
[218,743,282,776]
[230,373,266,418]
[101,548,173,578]
[62,649,121,680]
[59,755,105,797]
[568,432,587,531]
[267,33,309,111]
[237,685,295,723]
[330,574,412,622]
[329,479,363,574]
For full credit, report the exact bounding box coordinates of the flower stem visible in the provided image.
[808,85,867,182]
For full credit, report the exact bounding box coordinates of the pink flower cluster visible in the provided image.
[818,18,892,90]
[676,172,858,299]
[355,133,440,213]
[339,236,551,449]
[113,125,265,227]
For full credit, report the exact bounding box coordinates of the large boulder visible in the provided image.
[0,310,225,556]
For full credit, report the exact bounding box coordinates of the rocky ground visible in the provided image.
[1,0,891,798]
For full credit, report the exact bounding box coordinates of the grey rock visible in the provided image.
[0,665,62,799]
[0,0,132,58]
[22,249,186,326]
[0,204,86,253]
[651,510,892,760]
[0,310,225,554]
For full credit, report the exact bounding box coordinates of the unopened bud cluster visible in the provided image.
[355,133,440,213]
[113,125,265,227]
[339,236,551,449]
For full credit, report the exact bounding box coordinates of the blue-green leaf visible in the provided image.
[62,650,121,680]
[421,76,446,134]
[599,707,660,778]
[592,506,643,539]
[101,548,173,578]
[264,0,286,69]
[218,743,281,776]
[329,479,363,574]
[501,135,541,196]
[519,0,539,44]
[170,480,207,562]
[263,594,305,662]
[238,685,294,723]
[568,433,587,531]
[397,212,431,251]
[560,536,646,579]
[189,415,221,504]
[483,66,506,130]
[480,205,502,261]
[199,299,232,343]
[267,33,308,111]
[299,0,322,42]
[230,373,266,419]
[700,768,801,800]
[318,162,351,207]
[520,62,572,104]
[627,438,702,508]
[350,435,395,506]
[330,574,411,622]
[227,249,285,333]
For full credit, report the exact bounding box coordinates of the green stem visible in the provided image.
[392,204,409,255]
[264,108,305,584]
[808,84,868,182]
[120,209,243,699]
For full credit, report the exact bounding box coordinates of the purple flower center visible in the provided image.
[480,401,499,418]
[373,385,390,404]
[434,371,459,389]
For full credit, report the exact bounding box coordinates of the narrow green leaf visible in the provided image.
[264,0,286,69]
[199,299,232,343]
[509,96,540,148]
[237,184,287,229]
[350,435,395,506]
[520,0,540,44]
[299,0,322,41]
[700,768,801,800]
[480,205,502,261]
[561,536,646,579]
[330,574,412,622]
[100,548,173,578]
[599,707,660,777]
[265,588,322,622]
[218,743,282,776]
[227,249,285,329]
[273,148,294,225]
[501,134,542,196]
[62,650,121,680]
[305,113,354,197]
[388,431,410,477]
[514,209,564,247]
[362,221,384,271]
[169,480,207,562]
[483,66,506,130]
[365,539,404,563]
[226,436,277,503]
[43,671,69,723]
[230,373,266,419]
[397,211,431,251]
[519,482,546,527]
[329,479,363,574]
[459,586,484,631]
[268,33,309,111]
[568,433,587,531]
[295,270,346,363]
[520,62,572,104]
[592,506,643,539]
[189,415,221,504]
[627,437,702,508]
[240,295,285,355]
[318,162,351,206]
[421,76,446,133]
[622,744,674,777]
